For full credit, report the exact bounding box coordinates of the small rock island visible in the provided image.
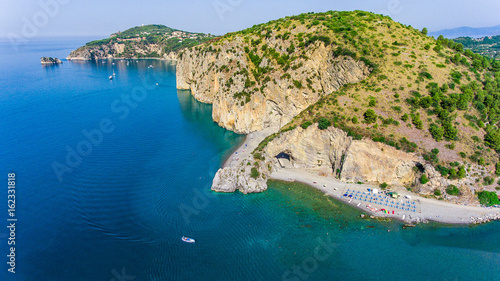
[41,57,62,65]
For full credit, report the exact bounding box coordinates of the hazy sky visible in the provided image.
[2,0,500,39]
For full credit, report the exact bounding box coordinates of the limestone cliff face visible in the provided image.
[340,140,418,185]
[211,123,486,199]
[176,42,370,134]
[413,164,480,205]
[263,126,352,174]
[256,125,485,204]
[162,51,178,61]
[263,126,419,187]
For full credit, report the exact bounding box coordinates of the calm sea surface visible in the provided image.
[0,39,499,281]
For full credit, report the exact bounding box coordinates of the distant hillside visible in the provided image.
[454,35,500,60]
[430,25,500,39]
[67,24,215,60]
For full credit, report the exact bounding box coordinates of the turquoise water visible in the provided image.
[0,39,499,281]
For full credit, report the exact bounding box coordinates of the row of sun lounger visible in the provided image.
[343,189,418,213]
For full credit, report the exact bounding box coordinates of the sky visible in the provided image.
[1,0,500,39]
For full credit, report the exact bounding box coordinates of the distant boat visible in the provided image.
[112,71,116,76]
[181,236,195,243]
[109,75,113,80]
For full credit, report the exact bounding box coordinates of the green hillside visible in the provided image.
[198,11,500,183]
[86,24,214,53]
[70,24,215,59]
[454,35,500,60]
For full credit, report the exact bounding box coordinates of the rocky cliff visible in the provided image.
[67,24,214,61]
[67,43,177,61]
[340,139,418,184]
[214,123,490,208]
[211,155,269,194]
[413,163,485,205]
[176,42,370,134]
[189,11,500,204]
[41,57,62,64]
[211,125,420,194]
[211,123,496,203]
[264,126,419,186]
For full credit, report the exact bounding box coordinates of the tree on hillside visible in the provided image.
[484,130,500,152]
[318,118,332,130]
[477,191,500,206]
[420,174,429,184]
[363,109,378,124]
[458,166,466,179]
[429,123,444,141]
[442,121,458,141]
[421,27,428,35]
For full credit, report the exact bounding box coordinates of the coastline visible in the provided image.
[222,127,277,168]
[270,168,500,225]
[219,128,500,225]
[66,56,178,61]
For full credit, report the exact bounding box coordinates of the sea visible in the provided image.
[0,38,499,281]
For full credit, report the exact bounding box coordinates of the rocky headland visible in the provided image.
[174,11,500,223]
[67,11,500,223]
[67,24,213,61]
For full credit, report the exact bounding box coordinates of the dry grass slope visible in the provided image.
[185,10,500,197]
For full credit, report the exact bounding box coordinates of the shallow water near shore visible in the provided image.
[1,39,500,281]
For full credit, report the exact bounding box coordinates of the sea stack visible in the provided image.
[41,57,62,65]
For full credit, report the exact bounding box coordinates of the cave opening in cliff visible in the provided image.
[276,152,291,160]
[415,162,425,173]
[276,152,293,168]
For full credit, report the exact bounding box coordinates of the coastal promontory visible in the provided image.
[175,11,500,211]
[66,11,500,221]
[66,25,214,60]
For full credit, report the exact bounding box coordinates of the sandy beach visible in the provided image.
[221,128,500,225]
[271,168,500,224]
[223,127,277,168]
